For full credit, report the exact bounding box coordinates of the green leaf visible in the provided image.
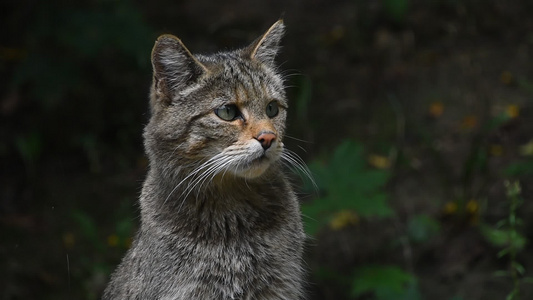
[522,277,533,284]
[72,210,104,251]
[407,214,440,243]
[373,282,422,300]
[383,0,409,23]
[492,270,510,278]
[503,160,533,177]
[302,141,392,235]
[115,218,134,239]
[351,265,415,298]
[15,132,43,164]
[497,248,510,258]
[512,262,526,275]
[480,225,526,251]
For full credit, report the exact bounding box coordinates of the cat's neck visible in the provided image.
[139,164,291,239]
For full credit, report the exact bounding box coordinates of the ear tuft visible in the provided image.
[151,34,208,101]
[248,20,285,67]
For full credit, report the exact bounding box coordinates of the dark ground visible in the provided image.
[1,0,533,299]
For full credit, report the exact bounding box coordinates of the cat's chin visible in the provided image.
[229,156,272,179]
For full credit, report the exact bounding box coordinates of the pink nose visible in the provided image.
[256,132,276,150]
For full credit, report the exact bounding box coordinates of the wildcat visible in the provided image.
[102,20,307,299]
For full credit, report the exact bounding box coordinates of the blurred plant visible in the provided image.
[481,181,533,300]
[351,265,420,300]
[406,214,440,244]
[76,134,103,173]
[67,203,134,298]
[504,140,533,177]
[13,0,153,106]
[15,131,42,177]
[301,140,392,235]
[420,98,522,221]
[382,0,409,23]
[71,208,134,253]
[7,0,154,177]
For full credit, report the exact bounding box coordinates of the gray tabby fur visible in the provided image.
[102,20,306,300]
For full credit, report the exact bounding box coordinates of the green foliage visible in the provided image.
[504,160,533,177]
[14,1,154,107]
[351,265,420,300]
[517,78,533,96]
[481,181,532,300]
[70,204,135,298]
[382,0,409,23]
[407,214,440,243]
[302,141,392,235]
[15,131,42,176]
[480,226,526,254]
[76,134,103,173]
[8,0,154,176]
[72,210,105,252]
[71,207,134,253]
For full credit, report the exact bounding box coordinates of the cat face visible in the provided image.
[145,21,287,179]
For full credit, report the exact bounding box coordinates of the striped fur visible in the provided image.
[103,20,307,300]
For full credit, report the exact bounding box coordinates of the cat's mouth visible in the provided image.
[231,152,274,179]
[219,141,280,179]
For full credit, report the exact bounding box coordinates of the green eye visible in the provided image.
[215,104,239,121]
[266,101,279,118]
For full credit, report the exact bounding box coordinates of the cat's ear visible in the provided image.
[246,20,285,67]
[151,34,209,102]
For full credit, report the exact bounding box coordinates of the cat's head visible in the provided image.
[145,20,288,180]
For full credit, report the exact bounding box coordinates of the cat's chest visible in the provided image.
[161,238,282,299]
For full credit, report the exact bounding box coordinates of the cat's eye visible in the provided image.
[215,104,240,121]
[266,101,279,118]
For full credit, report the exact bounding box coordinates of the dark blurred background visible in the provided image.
[2,0,533,299]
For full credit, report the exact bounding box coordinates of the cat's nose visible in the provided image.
[255,132,276,150]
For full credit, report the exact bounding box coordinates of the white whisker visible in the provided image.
[180,156,233,202]
[284,135,311,144]
[163,153,226,208]
[281,149,318,193]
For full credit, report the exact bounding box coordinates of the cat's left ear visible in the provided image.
[246,20,285,67]
[151,34,209,104]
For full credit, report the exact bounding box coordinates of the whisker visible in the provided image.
[195,158,232,196]
[281,150,318,193]
[180,156,232,202]
[284,135,311,144]
[296,145,308,153]
[163,154,225,208]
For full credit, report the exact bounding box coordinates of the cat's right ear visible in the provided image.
[151,34,209,105]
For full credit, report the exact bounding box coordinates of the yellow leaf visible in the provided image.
[466,200,479,214]
[107,234,119,247]
[461,115,478,130]
[63,232,75,249]
[329,210,359,230]
[443,201,458,215]
[500,71,513,85]
[489,144,503,156]
[429,101,444,117]
[368,154,391,169]
[505,104,519,119]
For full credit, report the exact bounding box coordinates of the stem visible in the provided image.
[506,180,522,300]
